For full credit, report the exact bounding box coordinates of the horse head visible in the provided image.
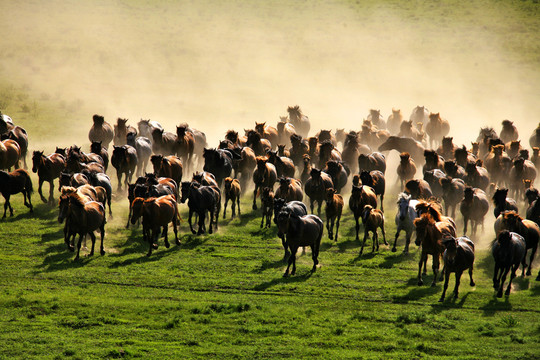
[31,150,44,173]
[92,114,105,126]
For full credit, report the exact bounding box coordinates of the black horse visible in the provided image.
[202,148,236,187]
[111,145,138,191]
[492,230,526,297]
[0,169,33,218]
[180,181,221,235]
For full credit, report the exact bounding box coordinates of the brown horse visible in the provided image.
[360,170,385,211]
[255,122,279,149]
[289,134,309,167]
[1,126,28,169]
[387,108,403,134]
[440,177,466,219]
[397,152,417,188]
[0,169,33,218]
[276,120,296,147]
[405,179,433,200]
[360,204,387,254]
[357,152,386,174]
[379,136,425,166]
[31,150,66,204]
[425,113,450,149]
[509,157,536,199]
[58,192,105,261]
[246,129,272,156]
[300,154,312,185]
[223,177,241,219]
[500,119,519,144]
[90,141,109,172]
[0,139,21,170]
[274,177,303,202]
[413,213,456,286]
[439,236,475,302]
[252,156,277,210]
[151,128,177,156]
[113,118,137,146]
[267,150,295,178]
[460,187,489,236]
[287,105,310,138]
[260,187,274,228]
[150,155,183,188]
[349,185,377,242]
[175,125,195,172]
[111,145,138,191]
[422,149,444,174]
[305,168,334,215]
[235,146,256,190]
[436,136,457,161]
[318,141,341,169]
[325,187,343,241]
[130,194,180,256]
[88,114,114,149]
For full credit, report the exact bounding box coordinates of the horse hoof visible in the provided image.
[100,250,105,256]
[191,230,197,235]
[175,240,181,246]
[470,281,475,286]
[526,270,532,276]
[418,280,423,286]
[252,204,257,210]
[165,243,170,248]
[391,248,396,253]
[438,297,444,303]
[283,273,289,278]
[497,291,503,298]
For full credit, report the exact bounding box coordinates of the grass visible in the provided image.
[1,0,540,358]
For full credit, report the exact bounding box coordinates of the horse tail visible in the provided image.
[25,172,33,194]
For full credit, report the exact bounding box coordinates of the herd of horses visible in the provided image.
[1,105,540,300]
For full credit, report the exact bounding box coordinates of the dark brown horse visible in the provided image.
[31,150,66,204]
[111,145,138,191]
[499,211,539,277]
[378,136,425,165]
[260,187,274,228]
[88,114,114,149]
[175,125,195,172]
[360,170,385,211]
[252,156,277,210]
[349,185,377,242]
[460,187,489,236]
[397,152,417,188]
[130,194,180,256]
[223,177,241,219]
[274,177,303,202]
[360,204,387,255]
[151,128,177,156]
[439,236,475,302]
[180,181,221,235]
[1,126,28,169]
[492,230,526,297]
[90,141,109,172]
[325,187,343,241]
[150,155,183,189]
[357,152,386,175]
[255,122,278,149]
[305,168,334,215]
[0,169,33,218]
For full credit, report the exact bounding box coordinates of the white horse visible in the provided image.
[393,192,419,253]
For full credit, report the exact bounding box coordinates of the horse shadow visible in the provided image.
[378,251,415,269]
[108,245,181,268]
[253,271,313,291]
[392,280,441,303]
[350,251,378,263]
[249,227,278,240]
[479,296,513,316]
[178,234,209,249]
[251,258,285,274]
[34,246,99,273]
[429,292,472,313]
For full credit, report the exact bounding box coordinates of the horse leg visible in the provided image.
[498,266,510,297]
[505,264,520,296]
[88,232,96,256]
[335,213,341,242]
[260,209,265,228]
[381,224,387,246]
[223,196,229,219]
[317,201,322,217]
[163,225,170,248]
[237,197,241,217]
[463,217,468,235]
[393,226,401,253]
[284,246,296,277]
[291,246,298,276]
[439,267,451,302]
[360,228,368,255]
[116,171,122,192]
[231,196,236,219]
[469,266,475,286]
[189,209,196,234]
[48,180,55,204]
[197,212,206,235]
[74,234,83,261]
[310,199,314,214]
[252,186,258,210]
[99,223,105,256]
[380,194,384,212]
[355,216,360,242]
[4,195,13,217]
[453,271,463,299]
[374,231,379,252]
[209,209,215,234]
[38,178,47,203]
[493,263,501,289]
[422,257,427,276]
[326,217,332,240]
[526,246,537,276]
[418,253,426,285]
[431,256,440,287]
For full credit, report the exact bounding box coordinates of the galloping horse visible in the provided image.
[31,150,66,204]
[0,169,33,218]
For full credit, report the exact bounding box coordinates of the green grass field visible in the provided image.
[1,1,540,359]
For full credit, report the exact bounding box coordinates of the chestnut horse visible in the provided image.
[31,150,66,204]
[0,169,33,218]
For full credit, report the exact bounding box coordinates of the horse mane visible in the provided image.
[397,192,411,203]
[69,192,87,207]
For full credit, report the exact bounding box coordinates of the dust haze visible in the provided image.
[2,0,538,148]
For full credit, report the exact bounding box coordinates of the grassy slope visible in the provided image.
[1,1,540,359]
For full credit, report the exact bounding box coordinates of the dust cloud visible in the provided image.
[1,0,538,149]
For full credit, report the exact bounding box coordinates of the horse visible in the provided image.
[276,120,296,147]
[300,154,312,186]
[405,179,433,200]
[1,126,28,169]
[151,128,177,156]
[260,187,274,228]
[397,152,417,188]
[0,139,21,170]
[529,125,540,149]
[307,137,319,163]
[498,211,540,277]
[137,119,163,145]
[266,149,295,178]
[325,188,343,241]
[509,157,537,199]
[90,141,109,172]
[277,144,291,158]
[366,109,386,129]
[252,156,277,210]
[289,133,309,167]
[423,169,446,199]
[246,129,272,156]
[413,212,456,286]
[126,133,152,176]
[88,114,114,149]
[443,160,466,180]
[192,171,218,187]
[287,105,310,138]
[506,140,523,159]
[180,181,220,235]
[425,113,450,149]
[0,169,33,218]
[436,136,457,161]
[0,112,14,135]
[342,132,369,175]
[223,177,241,219]
[378,136,425,165]
[225,129,247,148]
[349,185,377,242]
[305,168,334,215]
[439,236,475,302]
[500,119,519,144]
[175,125,195,172]
[150,155,183,189]
[440,177,465,219]
[360,204,387,255]
[57,192,105,261]
[492,188,518,218]
[113,118,137,146]
[398,120,424,142]
[276,209,323,277]
[357,152,386,175]
[492,230,526,297]
[255,122,279,149]
[422,149,444,174]
[409,106,430,126]
[130,195,180,257]
[31,150,66,204]
[460,187,489,236]
[387,108,403,134]
[203,148,235,187]
[58,172,89,191]
[111,145,138,191]
[235,146,256,190]
[360,170,385,211]
[318,141,341,169]
[393,192,419,253]
[484,144,508,186]
[464,162,490,191]
[81,170,113,217]
[323,160,348,194]
[274,177,303,202]
[454,146,477,168]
